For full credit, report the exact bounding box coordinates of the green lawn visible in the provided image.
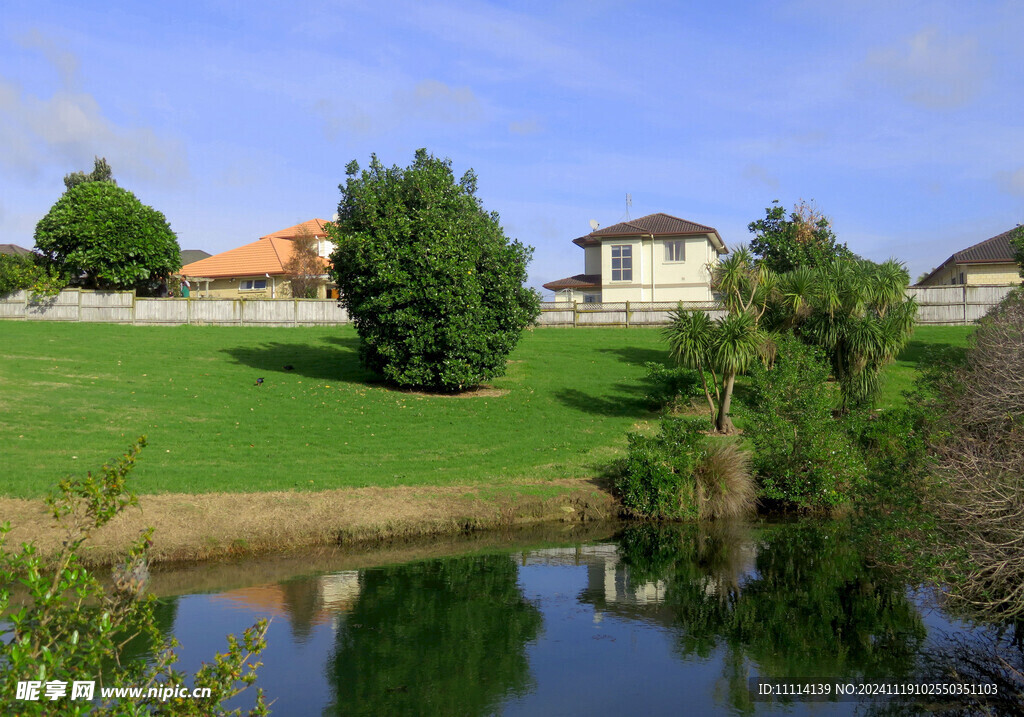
[0,322,974,498]
[0,324,671,498]
[876,325,974,408]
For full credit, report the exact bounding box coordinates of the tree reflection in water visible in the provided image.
[325,554,542,717]
[608,521,928,712]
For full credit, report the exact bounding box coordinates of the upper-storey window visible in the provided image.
[611,245,632,281]
[665,240,685,262]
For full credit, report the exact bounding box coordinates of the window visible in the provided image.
[582,294,600,303]
[240,279,267,290]
[610,245,632,281]
[665,240,685,262]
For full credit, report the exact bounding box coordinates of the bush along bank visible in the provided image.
[613,330,929,519]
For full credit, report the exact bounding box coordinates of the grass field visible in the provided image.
[0,322,974,498]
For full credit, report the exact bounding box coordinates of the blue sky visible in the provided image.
[3,0,1023,294]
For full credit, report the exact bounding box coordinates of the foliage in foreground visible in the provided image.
[0,439,269,715]
[614,416,755,520]
[328,149,540,392]
[742,333,865,511]
[34,180,181,295]
[926,289,1024,620]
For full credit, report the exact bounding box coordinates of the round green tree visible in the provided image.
[34,181,181,293]
[328,149,540,392]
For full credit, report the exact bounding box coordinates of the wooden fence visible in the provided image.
[0,289,350,326]
[0,284,1016,327]
[906,284,1016,325]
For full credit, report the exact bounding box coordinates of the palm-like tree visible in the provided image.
[665,248,773,433]
[776,258,916,410]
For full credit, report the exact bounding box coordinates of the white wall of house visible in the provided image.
[597,234,721,302]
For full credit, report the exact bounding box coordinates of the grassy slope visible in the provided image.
[0,323,974,498]
[0,324,667,497]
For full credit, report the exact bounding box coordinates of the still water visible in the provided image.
[150,520,1019,716]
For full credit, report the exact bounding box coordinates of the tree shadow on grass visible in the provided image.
[553,386,654,418]
[896,340,967,367]
[220,335,380,385]
[596,346,669,367]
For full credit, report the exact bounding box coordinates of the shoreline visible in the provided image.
[0,479,619,567]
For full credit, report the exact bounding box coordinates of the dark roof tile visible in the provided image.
[542,274,601,291]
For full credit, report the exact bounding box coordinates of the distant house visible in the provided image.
[543,213,729,303]
[916,227,1023,287]
[0,244,33,257]
[179,249,212,266]
[179,219,335,298]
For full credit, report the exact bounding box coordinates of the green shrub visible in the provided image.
[327,149,540,392]
[0,439,269,715]
[615,416,754,520]
[742,333,865,511]
[0,253,66,298]
[641,361,704,412]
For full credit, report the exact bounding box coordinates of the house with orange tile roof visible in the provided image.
[543,213,729,303]
[179,219,335,298]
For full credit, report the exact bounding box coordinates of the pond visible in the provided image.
[146,520,1019,716]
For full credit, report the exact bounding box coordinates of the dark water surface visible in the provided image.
[150,520,1019,716]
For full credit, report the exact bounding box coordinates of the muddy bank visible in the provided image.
[0,479,618,566]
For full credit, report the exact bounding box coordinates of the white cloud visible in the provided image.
[996,168,1024,197]
[314,79,484,139]
[16,29,79,89]
[397,80,481,123]
[742,164,780,190]
[509,119,542,136]
[865,27,988,109]
[0,32,188,185]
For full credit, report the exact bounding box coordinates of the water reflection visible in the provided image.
[147,521,1015,715]
[326,554,542,716]
[597,522,928,712]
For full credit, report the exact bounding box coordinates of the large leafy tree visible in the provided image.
[665,247,774,433]
[34,181,181,294]
[328,149,540,392]
[748,200,855,274]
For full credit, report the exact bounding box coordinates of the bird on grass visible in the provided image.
[255,377,264,386]
[283,365,294,371]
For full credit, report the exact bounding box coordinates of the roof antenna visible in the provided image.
[625,193,632,220]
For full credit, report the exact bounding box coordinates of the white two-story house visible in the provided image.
[543,213,729,303]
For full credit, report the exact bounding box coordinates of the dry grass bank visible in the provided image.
[0,479,617,567]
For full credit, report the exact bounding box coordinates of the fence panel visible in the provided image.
[134,298,189,324]
[190,299,241,324]
[0,290,28,318]
[240,300,296,326]
[295,300,349,325]
[80,291,134,323]
[25,290,80,321]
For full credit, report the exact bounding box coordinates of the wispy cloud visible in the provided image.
[0,31,187,184]
[865,27,988,109]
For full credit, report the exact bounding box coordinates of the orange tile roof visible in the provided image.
[180,236,329,278]
[260,218,331,241]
